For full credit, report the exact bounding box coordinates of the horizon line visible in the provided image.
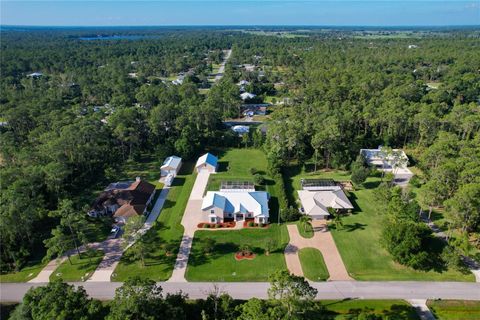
[2,24,480,28]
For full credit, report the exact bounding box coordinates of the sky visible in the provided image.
[1,1,479,27]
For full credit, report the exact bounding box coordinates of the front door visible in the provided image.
[235,213,244,221]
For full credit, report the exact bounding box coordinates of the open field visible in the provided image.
[186,224,289,281]
[118,155,164,189]
[299,248,329,281]
[284,165,475,281]
[112,163,196,281]
[321,299,419,319]
[427,300,480,320]
[50,250,104,282]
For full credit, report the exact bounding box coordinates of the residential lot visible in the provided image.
[112,163,196,281]
[49,250,104,282]
[298,248,329,281]
[186,225,289,281]
[427,300,480,320]
[284,165,475,282]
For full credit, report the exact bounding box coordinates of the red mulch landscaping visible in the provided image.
[234,252,256,261]
[197,221,236,229]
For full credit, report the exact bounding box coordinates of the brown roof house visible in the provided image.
[88,177,156,223]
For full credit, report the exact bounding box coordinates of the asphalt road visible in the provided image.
[1,281,479,302]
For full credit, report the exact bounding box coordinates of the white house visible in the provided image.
[240,92,256,101]
[360,147,409,171]
[201,191,269,224]
[297,179,353,220]
[195,153,218,173]
[161,156,182,177]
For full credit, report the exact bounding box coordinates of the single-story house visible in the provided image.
[27,72,43,78]
[195,153,218,173]
[161,156,182,177]
[201,190,269,224]
[88,178,156,223]
[240,92,256,101]
[297,179,353,220]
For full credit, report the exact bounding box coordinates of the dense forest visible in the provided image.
[1,27,479,275]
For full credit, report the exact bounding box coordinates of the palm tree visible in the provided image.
[299,214,312,233]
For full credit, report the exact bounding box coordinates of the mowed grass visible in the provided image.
[284,165,474,281]
[298,248,329,281]
[112,163,196,281]
[0,260,46,283]
[206,148,280,221]
[427,300,480,320]
[50,250,104,282]
[186,224,289,281]
[118,154,164,189]
[321,299,419,319]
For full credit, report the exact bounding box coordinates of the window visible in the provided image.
[210,210,215,214]
[210,217,216,223]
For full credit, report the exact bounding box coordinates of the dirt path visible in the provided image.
[285,222,353,281]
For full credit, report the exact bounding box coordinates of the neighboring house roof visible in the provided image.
[91,179,155,219]
[360,147,408,168]
[240,92,256,100]
[202,191,269,218]
[232,125,249,133]
[161,156,182,170]
[196,153,218,168]
[27,72,43,77]
[238,80,250,86]
[298,187,353,216]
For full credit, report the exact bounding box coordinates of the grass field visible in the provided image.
[112,162,196,281]
[118,155,164,189]
[321,299,419,319]
[298,248,329,281]
[284,165,475,281]
[0,260,47,283]
[50,250,104,282]
[186,224,289,281]
[427,300,480,320]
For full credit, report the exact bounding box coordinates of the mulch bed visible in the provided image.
[197,221,236,229]
[234,252,256,261]
[243,221,269,228]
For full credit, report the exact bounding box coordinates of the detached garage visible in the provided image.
[195,153,218,173]
[161,156,182,177]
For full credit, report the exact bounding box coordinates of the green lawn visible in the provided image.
[186,224,289,281]
[284,165,475,281]
[50,250,104,282]
[321,299,419,319]
[206,148,281,222]
[427,300,480,320]
[0,260,47,283]
[118,154,164,189]
[112,163,196,281]
[298,248,329,281]
[295,221,314,238]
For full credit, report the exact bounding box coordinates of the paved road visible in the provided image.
[214,49,232,82]
[2,281,479,302]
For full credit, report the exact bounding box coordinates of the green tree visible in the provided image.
[10,280,105,320]
[267,270,318,319]
[299,214,312,233]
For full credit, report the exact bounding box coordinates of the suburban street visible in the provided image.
[1,281,479,302]
[214,49,232,82]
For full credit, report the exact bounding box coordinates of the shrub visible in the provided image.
[409,175,422,188]
[215,224,220,228]
[258,223,264,228]
[248,221,254,227]
[204,224,210,229]
[253,173,265,185]
[249,167,258,175]
[280,207,301,222]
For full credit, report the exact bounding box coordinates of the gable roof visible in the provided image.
[298,188,353,216]
[196,153,218,168]
[202,191,269,218]
[161,156,182,170]
[240,92,256,100]
[112,180,155,218]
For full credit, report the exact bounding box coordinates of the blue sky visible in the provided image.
[1,1,479,26]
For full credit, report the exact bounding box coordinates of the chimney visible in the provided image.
[136,176,141,182]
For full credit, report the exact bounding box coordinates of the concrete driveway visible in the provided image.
[169,171,211,282]
[285,222,353,281]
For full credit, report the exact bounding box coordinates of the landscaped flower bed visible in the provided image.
[234,251,256,261]
[243,221,269,228]
[197,221,236,229]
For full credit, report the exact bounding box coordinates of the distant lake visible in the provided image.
[79,35,159,40]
